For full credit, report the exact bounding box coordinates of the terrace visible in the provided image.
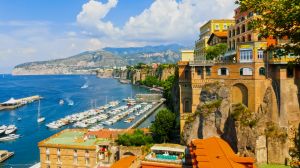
[144,144,186,165]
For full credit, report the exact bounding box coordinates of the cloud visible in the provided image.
[77,0,236,44]
[77,0,120,37]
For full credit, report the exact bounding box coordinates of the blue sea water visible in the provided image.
[0,75,151,167]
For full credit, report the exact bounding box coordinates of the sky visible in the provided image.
[0,0,236,73]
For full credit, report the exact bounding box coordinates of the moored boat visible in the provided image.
[0,125,7,134]
[0,134,20,142]
[4,125,17,135]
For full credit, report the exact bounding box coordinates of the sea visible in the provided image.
[0,75,158,168]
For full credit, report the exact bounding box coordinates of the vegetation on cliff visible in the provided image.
[116,129,153,146]
[290,123,300,167]
[150,108,176,143]
[230,103,259,128]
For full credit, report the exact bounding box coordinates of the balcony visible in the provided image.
[189,60,214,66]
[268,56,299,64]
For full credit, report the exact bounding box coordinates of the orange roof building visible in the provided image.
[111,156,138,168]
[189,137,256,168]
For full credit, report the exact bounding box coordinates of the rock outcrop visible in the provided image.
[182,82,290,164]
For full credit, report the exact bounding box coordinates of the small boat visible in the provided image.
[17,117,22,121]
[5,125,17,135]
[59,99,64,105]
[0,150,14,162]
[0,125,7,134]
[124,116,135,123]
[68,100,74,106]
[0,134,20,142]
[37,100,45,123]
[81,83,88,89]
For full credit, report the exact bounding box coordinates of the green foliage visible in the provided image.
[230,103,259,128]
[264,122,288,143]
[289,123,300,164]
[236,0,300,55]
[258,164,291,168]
[140,76,161,87]
[150,108,176,143]
[116,129,154,146]
[196,99,222,118]
[134,63,148,69]
[205,43,228,60]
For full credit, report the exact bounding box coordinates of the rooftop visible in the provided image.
[39,129,111,149]
[111,156,138,168]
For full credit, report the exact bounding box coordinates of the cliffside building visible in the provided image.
[194,19,235,60]
[179,7,300,164]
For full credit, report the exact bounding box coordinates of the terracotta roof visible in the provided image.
[111,156,138,168]
[190,137,256,168]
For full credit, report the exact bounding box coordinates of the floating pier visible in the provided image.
[128,99,165,129]
[0,95,42,111]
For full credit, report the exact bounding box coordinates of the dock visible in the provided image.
[0,95,42,111]
[128,99,165,129]
[0,150,14,163]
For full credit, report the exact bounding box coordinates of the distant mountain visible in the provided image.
[104,44,185,55]
[12,44,186,75]
[13,50,126,75]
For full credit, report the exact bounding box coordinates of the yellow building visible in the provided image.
[194,19,235,60]
[181,50,194,61]
[38,129,120,168]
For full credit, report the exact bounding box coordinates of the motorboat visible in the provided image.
[68,100,74,106]
[0,134,20,142]
[81,83,88,89]
[59,99,64,105]
[88,125,104,131]
[0,125,7,134]
[124,116,135,123]
[5,125,17,135]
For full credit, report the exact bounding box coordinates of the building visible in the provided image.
[181,50,194,61]
[38,129,146,168]
[194,19,235,60]
[178,6,300,164]
[141,144,186,168]
[189,137,256,168]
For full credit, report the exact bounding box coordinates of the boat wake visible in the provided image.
[66,98,74,106]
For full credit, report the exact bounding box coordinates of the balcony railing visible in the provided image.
[189,60,215,66]
[268,56,299,64]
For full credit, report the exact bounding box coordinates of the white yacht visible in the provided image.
[5,125,17,135]
[0,134,20,142]
[0,125,7,134]
[59,99,64,105]
[81,83,88,89]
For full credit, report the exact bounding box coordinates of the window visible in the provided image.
[197,68,202,76]
[240,68,253,76]
[223,24,228,30]
[85,157,90,165]
[206,67,211,76]
[287,67,294,78]
[46,154,50,161]
[185,70,189,79]
[258,50,264,59]
[259,67,265,75]
[215,24,220,30]
[240,49,253,63]
[57,155,61,163]
[184,100,191,113]
[218,68,229,76]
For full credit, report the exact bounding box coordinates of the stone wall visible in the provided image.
[119,146,143,159]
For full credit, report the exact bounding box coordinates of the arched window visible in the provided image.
[247,34,252,41]
[218,68,229,76]
[242,24,246,33]
[184,99,191,113]
[259,67,265,76]
[242,36,245,42]
[240,68,253,76]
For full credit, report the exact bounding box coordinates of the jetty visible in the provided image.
[0,95,42,111]
[0,150,14,163]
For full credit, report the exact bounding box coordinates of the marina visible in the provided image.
[0,95,42,111]
[0,75,162,167]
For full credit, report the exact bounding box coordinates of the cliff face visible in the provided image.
[182,82,291,164]
[12,51,127,75]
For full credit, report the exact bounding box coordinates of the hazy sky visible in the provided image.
[0,0,236,73]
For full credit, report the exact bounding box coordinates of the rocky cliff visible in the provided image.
[182,82,289,164]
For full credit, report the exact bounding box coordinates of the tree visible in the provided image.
[141,76,160,87]
[235,0,300,54]
[150,109,176,143]
[290,123,300,166]
[205,43,228,60]
[116,129,153,146]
